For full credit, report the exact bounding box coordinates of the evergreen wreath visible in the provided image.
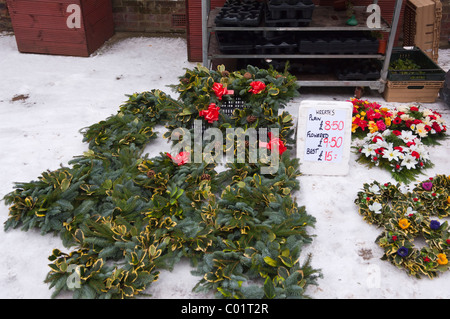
[355,175,450,279]
[3,64,321,299]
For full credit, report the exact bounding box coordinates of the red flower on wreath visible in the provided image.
[212,82,229,100]
[199,103,220,123]
[249,81,266,94]
[166,151,190,166]
[260,132,287,155]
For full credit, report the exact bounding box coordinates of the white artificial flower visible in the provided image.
[400,131,415,143]
[401,154,418,169]
[405,207,417,216]
[396,105,409,113]
[422,109,433,116]
[368,184,380,194]
[382,147,402,162]
[368,202,383,214]
[361,144,376,157]
[415,123,428,138]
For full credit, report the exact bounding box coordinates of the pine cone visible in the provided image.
[147,170,156,178]
[243,72,252,79]
[201,173,211,181]
[221,70,230,77]
[246,115,257,123]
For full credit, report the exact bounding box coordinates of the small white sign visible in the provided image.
[297,100,353,176]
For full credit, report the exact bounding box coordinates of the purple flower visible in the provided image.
[397,246,409,258]
[430,220,441,230]
[422,182,433,191]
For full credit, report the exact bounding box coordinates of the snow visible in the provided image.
[0,32,449,299]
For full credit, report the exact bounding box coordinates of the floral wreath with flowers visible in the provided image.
[351,99,447,145]
[355,129,434,183]
[389,104,447,146]
[355,175,450,278]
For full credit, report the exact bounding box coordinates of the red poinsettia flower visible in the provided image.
[248,81,266,94]
[166,151,190,166]
[212,82,229,100]
[199,103,220,123]
[260,132,287,155]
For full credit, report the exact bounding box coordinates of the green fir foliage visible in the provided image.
[3,64,320,299]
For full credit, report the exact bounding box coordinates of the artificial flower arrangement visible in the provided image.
[351,99,447,182]
[350,98,393,139]
[355,129,433,183]
[388,105,447,145]
[355,175,450,279]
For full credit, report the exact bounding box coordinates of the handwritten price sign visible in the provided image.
[297,101,353,176]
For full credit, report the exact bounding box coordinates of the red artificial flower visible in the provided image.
[166,151,190,166]
[375,148,385,155]
[425,125,432,132]
[413,197,419,202]
[260,132,287,155]
[410,106,419,112]
[372,135,383,143]
[393,117,402,125]
[423,256,431,263]
[446,239,450,245]
[199,103,220,123]
[212,82,229,100]
[432,122,442,133]
[248,81,266,94]
[411,151,420,159]
[392,235,398,241]
[394,146,403,152]
[413,119,422,125]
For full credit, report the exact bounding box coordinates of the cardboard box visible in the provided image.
[384,80,444,103]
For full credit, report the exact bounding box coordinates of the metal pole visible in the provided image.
[202,0,210,67]
[380,0,403,82]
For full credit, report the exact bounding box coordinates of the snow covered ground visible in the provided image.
[0,33,449,299]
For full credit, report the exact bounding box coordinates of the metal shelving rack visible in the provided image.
[202,0,404,93]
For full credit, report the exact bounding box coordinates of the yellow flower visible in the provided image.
[447,196,450,205]
[437,253,448,265]
[398,218,410,230]
[352,123,359,133]
[360,111,366,116]
[385,117,391,126]
[368,121,378,133]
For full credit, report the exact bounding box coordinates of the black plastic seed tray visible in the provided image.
[299,36,379,55]
[255,41,298,54]
[266,0,315,21]
[388,47,446,81]
[336,60,381,81]
[192,97,248,135]
[215,0,263,27]
[216,31,258,54]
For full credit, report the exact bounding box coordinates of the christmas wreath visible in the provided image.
[3,64,320,299]
[355,175,450,278]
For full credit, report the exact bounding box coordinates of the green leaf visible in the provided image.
[264,256,277,267]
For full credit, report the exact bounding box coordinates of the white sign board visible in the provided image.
[296,100,353,176]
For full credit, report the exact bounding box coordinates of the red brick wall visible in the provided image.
[0,0,11,31]
[112,0,186,34]
[442,1,450,47]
